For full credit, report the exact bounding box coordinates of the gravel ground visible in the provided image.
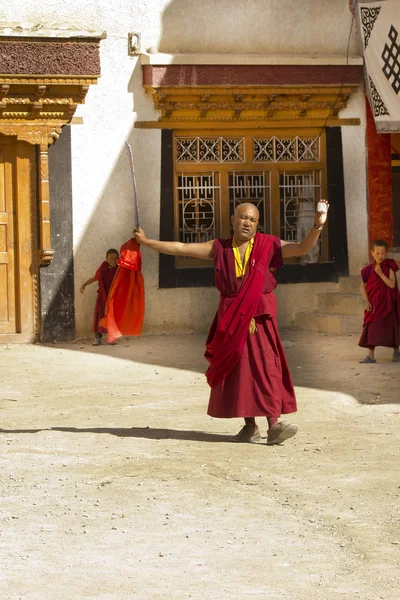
[0,330,399,600]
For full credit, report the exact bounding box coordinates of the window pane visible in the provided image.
[176,172,220,244]
[279,170,322,263]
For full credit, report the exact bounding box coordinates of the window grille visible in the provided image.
[172,130,327,267]
[279,171,322,247]
[176,172,221,245]
[176,137,245,163]
[253,136,320,162]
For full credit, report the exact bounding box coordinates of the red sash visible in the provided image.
[99,239,145,342]
[205,233,277,387]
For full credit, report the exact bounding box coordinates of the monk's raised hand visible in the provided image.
[374,263,383,275]
[314,199,329,227]
[134,227,147,245]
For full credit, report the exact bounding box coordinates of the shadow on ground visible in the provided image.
[0,426,242,444]
[42,333,208,373]
[45,329,400,406]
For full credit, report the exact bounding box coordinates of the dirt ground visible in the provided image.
[1,329,400,600]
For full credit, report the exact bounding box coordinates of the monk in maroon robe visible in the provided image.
[80,249,119,346]
[134,200,329,445]
[359,240,400,363]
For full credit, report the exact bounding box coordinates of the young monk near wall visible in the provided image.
[359,240,400,363]
[80,249,119,346]
[134,200,329,445]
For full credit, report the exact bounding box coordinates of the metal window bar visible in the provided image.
[253,136,320,163]
[176,172,221,245]
[279,171,321,252]
[176,137,245,163]
[228,171,272,234]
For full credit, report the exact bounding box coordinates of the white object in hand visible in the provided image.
[317,201,328,213]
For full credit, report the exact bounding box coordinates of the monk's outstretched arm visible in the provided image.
[281,199,329,259]
[375,265,396,289]
[80,276,96,294]
[134,228,214,260]
[281,226,322,258]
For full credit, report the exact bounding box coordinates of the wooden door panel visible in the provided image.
[0,137,37,341]
[0,148,16,333]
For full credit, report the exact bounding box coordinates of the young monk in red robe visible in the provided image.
[80,249,119,346]
[134,200,328,445]
[359,240,400,363]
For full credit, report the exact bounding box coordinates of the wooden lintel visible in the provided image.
[134,118,361,130]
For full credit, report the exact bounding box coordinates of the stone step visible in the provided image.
[316,292,365,317]
[293,312,362,335]
[338,276,361,294]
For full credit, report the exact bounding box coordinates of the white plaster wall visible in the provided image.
[0,0,364,337]
[158,0,358,55]
[275,282,338,329]
[341,89,369,275]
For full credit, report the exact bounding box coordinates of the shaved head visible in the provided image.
[234,203,259,219]
[231,203,259,242]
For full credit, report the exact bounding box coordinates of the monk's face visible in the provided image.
[106,252,119,267]
[371,245,387,265]
[231,204,259,242]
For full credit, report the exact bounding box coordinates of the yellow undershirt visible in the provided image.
[232,237,254,278]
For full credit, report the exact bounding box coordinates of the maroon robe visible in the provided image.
[92,262,118,334]
[359,259,400,349]
[206,233,297,419]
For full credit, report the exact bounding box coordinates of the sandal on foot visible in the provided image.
[267,421,298,445]
[359,356,376,363]
[232,424,261,443]
[92,338,101,346]
[392,351,400,362]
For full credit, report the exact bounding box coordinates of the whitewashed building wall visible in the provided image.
[0,0,368,336]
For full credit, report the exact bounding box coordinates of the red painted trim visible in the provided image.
[143,64,362,87]
[0,41,101,76]
[366,100,393,247]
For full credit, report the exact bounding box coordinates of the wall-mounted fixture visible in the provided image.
[128,32,141,55]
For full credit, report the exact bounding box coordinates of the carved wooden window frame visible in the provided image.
[172,128,328,268]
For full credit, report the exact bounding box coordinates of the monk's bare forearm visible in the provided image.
[140,237,214,260]
[378,271,395,289]
[282,226,321,258]
[297,227,322,255]
[82,276,96,288]
[141,238,186,256]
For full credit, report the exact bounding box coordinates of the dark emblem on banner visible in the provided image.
[360,6,381,48]
[382,25,400,95]
[368,76,390,116]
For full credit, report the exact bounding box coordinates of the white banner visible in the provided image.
[358,0,400,131]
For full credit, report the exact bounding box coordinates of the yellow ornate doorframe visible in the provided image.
[0,29,103,341]
[0,77,99,265]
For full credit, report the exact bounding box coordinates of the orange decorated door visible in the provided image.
[0,135,38,341]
